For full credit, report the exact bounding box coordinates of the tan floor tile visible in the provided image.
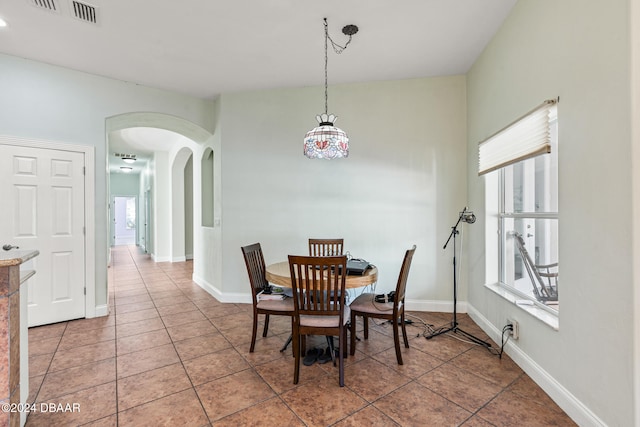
[26,381,116,427]
[183,347,250,385]
[193,298,224,310]
[115,308,159,325]
[28,353,53,377]
[333,405,400,427]
[371,344,444,379]
[451,346,523,387]
[80,414,118,426]
[28,323,67,342]
[152,295,191,307]
[460,415,497,426]
[374,381,471,426]
[28,336,62,356]
[281,376,367,427]
[343,357,411,402]
[254,357,327,394]
[408,332,475,361]
[213,396,304,427]
[117,363,192,411]
[199,303,242,318]
[28,375,44,404]
[218,324,254,347]
[49,340,116,372]
[236,334,291,367]
[148,289,185,300]
[180,287,212,301]
[417,363,504,412]
[160,309,207,327]
[37,358,116,401]
[65,315,116,333]
[115,300,155,315]
[112,283,145,292]
[114,293,153,306]
[155,301,198,316]
[208,312,253,331]
[118,388,208,427]
[477,390,577,426]
[165,319,218,342]
[117,343,180,378]
[112,288,148,298]
[507,374,566,413]
[116,317,165,338]
[196,369,275,422]
[116,329,172,355]
[350,328,396,356]
[57,326,116,350]
[173,332,231,360]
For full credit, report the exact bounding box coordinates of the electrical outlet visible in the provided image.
[506,318,519,340]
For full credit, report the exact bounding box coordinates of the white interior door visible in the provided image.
[0,144,86,326]
[113,196,136,246]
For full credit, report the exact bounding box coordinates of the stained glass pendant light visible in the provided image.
[304,18,358,159]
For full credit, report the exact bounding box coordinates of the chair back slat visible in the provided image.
[241,243,269,304]
[394,245,417,309]
[288,255,347,316]
[308,238,344,256]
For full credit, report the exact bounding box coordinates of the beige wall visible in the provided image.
[467,0,634,425]
[216,76,469,307]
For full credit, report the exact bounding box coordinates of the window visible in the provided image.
[482,101,559,312]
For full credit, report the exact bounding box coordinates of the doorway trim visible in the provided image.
[0,135,97,318]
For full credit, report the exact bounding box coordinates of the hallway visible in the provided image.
[24,245,574,426]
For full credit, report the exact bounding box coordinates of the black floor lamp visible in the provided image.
[424,207,492,349]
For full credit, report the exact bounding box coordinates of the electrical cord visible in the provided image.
[494,324,513,358]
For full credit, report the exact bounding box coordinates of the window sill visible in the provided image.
[485,282,559,331]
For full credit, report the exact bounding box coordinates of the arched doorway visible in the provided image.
[105,112,219,292]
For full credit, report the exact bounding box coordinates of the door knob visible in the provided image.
[2,244,19,251]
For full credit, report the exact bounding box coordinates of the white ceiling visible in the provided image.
[0,0,517,173]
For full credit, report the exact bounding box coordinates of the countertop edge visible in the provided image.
[0,250,40,267]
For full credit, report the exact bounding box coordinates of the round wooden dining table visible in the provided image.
[265,261,378,289]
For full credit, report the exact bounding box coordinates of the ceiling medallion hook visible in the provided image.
[303,18,359,160]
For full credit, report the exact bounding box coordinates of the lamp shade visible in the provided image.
[303,114,349,159]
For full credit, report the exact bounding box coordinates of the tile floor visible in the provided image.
[24,245,576,426]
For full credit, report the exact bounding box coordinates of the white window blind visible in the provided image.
[478,99,558,176]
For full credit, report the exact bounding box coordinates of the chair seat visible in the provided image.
[257,297,295,312]
[300,305,350,328]
[349,293,396,315]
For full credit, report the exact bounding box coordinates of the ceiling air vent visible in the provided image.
[70,0,98,24]
[29,0,60,13]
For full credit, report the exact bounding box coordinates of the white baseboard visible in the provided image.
[405,298,466,313]
[93,304,110,317]
[467,304,606,427]
[151,254,171,262]
[172,256,186,262]
[192,274,252,304]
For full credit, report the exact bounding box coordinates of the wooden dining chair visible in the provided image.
[241,243,295,353]
[308,238,344,256]
[288,255,349,386]
[349,245,416,365]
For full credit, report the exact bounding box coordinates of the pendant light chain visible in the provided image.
[323,18,355,116]
[324,18,329,116]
